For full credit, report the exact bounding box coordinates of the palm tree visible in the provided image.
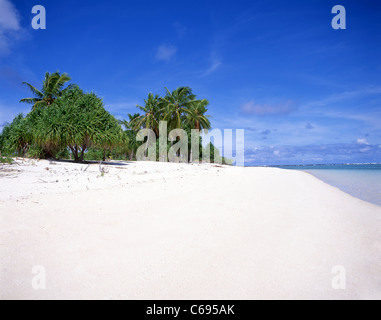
[186,100,212,163]
[20,71,71,110]
[159,87,202,161]
[121,113,141,130]
[160,87,197,130]
[132,94,161,158]
[187,99,212,131]
[120,113,141,160]
[133,93,161,136]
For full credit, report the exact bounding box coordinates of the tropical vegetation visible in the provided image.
[0,72,231,164]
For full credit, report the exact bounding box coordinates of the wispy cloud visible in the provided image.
[0,0,22,54]
[307,87,381,108]
[155,44,177,62]
[241,100,297,116]
[174,22,187,39]
[201,58,222,77]
[106,101,139,115]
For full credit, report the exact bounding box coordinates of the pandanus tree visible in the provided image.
[0,114,31,157]
[20,71,71,110]
[33,86,124,162]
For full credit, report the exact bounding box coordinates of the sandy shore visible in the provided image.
[1,158,381,300]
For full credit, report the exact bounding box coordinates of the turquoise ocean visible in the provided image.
[275,164,381,207]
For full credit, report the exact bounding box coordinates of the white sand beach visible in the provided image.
[0,159,381,300]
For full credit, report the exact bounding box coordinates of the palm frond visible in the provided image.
[19,98,38,105]
[21,82,43,98]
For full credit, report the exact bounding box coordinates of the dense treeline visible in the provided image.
[0,72,230,164]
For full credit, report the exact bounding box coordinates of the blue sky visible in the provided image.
[0,0,380,165]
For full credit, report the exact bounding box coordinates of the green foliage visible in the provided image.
[31,85,125,162]
[26,145,45,159]
[133,93,161,135]
[0,114,31,157]
[20,71,71,110]
[186,99,211,131]
[1,76,126,163]
[161,87,198,130]
[56,148,71,160]
[0,156,13,164]
[123,86,213,162]
[203,142,222,164]
[84,148,105,161]
[222,157,234,165]
[32,86,126,161]
[9,74,219,164]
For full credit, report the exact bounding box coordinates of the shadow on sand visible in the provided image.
[47,159,133,167]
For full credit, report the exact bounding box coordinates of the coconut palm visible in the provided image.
[20,71,71,110]
[187,99,212,132]
[133,93,161,136]
[160,87,197,130]
[121,113,141,130]
[120,113,141,160]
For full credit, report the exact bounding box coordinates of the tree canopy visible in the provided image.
[31,86,125,162]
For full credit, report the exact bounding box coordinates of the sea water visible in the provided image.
[276,164,381,207]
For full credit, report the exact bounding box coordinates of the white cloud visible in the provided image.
[360,147,371,153]
[274,150,280,156]
[357,138,369,145]
[0,0,20,30]
[0,0,22,54]
[241,100,297,116]
[155,44,177,61]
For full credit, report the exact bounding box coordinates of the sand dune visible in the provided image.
[1,159,380,300]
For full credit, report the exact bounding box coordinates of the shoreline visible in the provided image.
[1,159,381,299]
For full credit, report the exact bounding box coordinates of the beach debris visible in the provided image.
[133,170,148,175]
[99,162,109,175]
[38,178,59,184]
